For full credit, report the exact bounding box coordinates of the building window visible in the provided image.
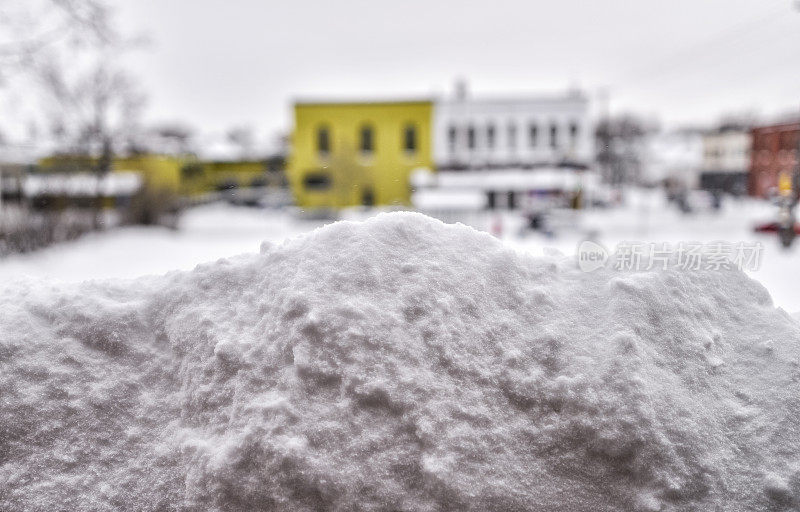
[467,126,476,150]
[403,124,417,153]
[487,124,496,149]
[448,125,457,153]
[549,123,558,149]
[360,125,374,154]
[487,190,497,210]
[317,126,330,155]
[569,122,579,145]
[303,172,331,191]
[508,123,517,149]
[507,191,517,210]
[362,187,374,206]
[528,124,538,148]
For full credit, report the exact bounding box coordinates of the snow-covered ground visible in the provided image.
[0,204,327,281]
[1,189,796,312]
[3,211,800,511]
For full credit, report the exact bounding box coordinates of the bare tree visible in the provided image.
[0,0,145,162]
[145,123,195,156]
[0,0,119,160]
[8,0,148,227]
[227,125,257,160]
[0,0,115,80]
[596,115,654,186]
[0,0,155,241]
[41,58,144,155]
[39,55,145,225]
[716,112,757,132]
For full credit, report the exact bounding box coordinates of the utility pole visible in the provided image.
[794,1,800,203]
[796,0,800,210]
[776,114,800,248]
[596,87,611,185]
[0,166,4,240]
[795,109,800,211]
[778,3,800,248]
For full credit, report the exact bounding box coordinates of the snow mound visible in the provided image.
[2,212,800,511]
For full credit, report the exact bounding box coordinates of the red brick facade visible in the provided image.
[749,121,800,198]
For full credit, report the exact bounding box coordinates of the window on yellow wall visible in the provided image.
[317,126,330,156]
[360,125,374,155]
[403,124,417,154]
[304,172,331,191]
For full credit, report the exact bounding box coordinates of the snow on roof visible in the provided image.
[410,167,437,188]
[411,188,486,210]
[413,167,598,192]
[2,212,799,511]
[23,171,143,196]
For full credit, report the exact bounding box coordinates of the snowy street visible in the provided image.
[2,191,797,312]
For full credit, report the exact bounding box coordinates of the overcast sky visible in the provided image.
[115,0,800,146]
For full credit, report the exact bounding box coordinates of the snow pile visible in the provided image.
[2,212,800,511]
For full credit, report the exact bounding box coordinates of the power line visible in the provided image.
[618,4,791,86]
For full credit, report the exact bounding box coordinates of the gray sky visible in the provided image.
[116,0,799,146]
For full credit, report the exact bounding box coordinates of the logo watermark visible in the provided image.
[577,240,609,272]
[577,241,763,273]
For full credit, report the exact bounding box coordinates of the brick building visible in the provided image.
[749,120,800,198]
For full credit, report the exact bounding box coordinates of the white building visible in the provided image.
[411,167,607,212]
[700,126,750,194]
[433,87,593,170]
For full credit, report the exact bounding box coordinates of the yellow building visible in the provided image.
[39,154,184,193]
[288,99,433,208]
[38,155,280,197]
[201,160,267,189]
[114,155,183,192]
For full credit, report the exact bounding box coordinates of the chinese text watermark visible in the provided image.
[577,240,763,273]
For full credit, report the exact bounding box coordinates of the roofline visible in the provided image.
[436,93,589,105]
[294,97,434,107]
[293,92,589,107]
[751,120,800,132]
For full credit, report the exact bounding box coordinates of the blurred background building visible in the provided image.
[287,100,433,209]
[749,118,800,198]
[434,83,592,171]
[700,124,751,195]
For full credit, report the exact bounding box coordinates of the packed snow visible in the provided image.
[2,212,800,511]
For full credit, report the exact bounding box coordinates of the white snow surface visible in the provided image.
[2,212,800,511]
[23,172,143,197]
